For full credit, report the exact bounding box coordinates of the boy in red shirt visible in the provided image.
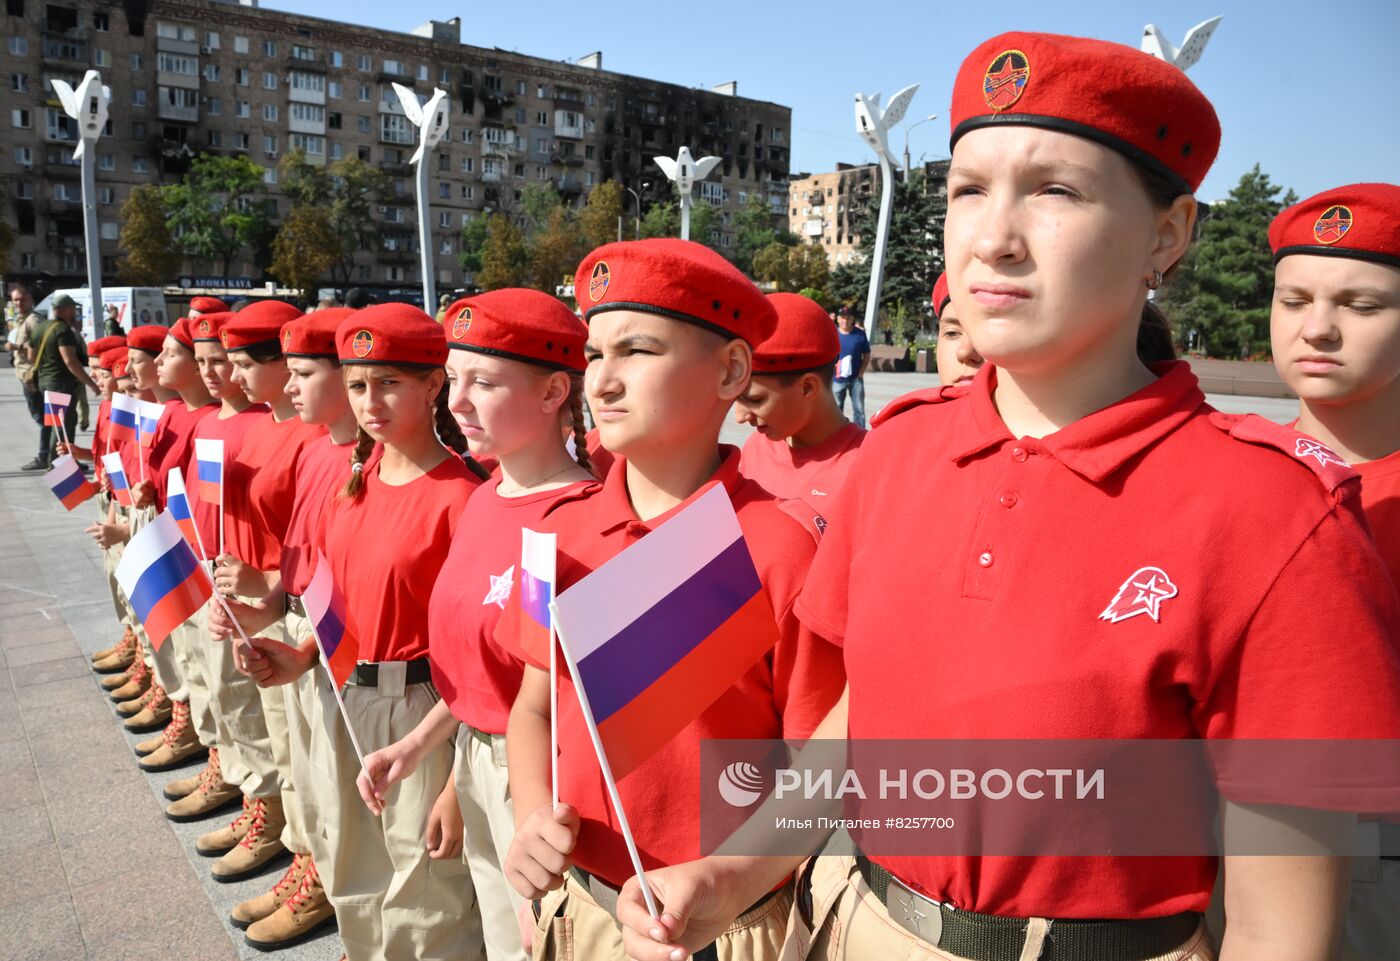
[736,292,864,515]
[1269,182,1400,961]
[931,272,985,388]
[501,240,845,961]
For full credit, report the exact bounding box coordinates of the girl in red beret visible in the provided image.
[931,271,986,389]
[619,33,1400,961]
[349,289,598,961]
[230,303,489,961]
[1269,182,1400,961]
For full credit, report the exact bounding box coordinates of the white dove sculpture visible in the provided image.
[654,147,722,241]
[1141,17,1222,72]
[391,82,450,166]
[50,69,110,160]
[853,83,919,162]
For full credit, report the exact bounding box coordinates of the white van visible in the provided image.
[34,287,170,341]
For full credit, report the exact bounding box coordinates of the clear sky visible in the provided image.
[267,0,1398,202]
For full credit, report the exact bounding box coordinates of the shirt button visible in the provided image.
[1011,447,1028,463]
[625,521,649,537]
[999,493,1019,509]
[978,551,994,568]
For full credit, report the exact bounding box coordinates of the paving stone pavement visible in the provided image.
[0,373,342,961]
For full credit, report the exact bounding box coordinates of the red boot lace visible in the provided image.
[162,700,190,745]
[283,859,322,915]
[197,748,224,796]
[271,853,306,901]
[237,798,268,849]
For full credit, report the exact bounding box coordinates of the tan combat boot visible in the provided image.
[98,660,139,691]
[107,657,151,702]
[164,745,220,799]
[122,684,171,732]
[212,796,288,883]
[196,795,255,856]
[244,856,337,950]
[231,851,307,929]
[92,626,136,669]
[92,628,137,673]
[115,678,158,717]
[137,701,205,772]
[166,747,241,821]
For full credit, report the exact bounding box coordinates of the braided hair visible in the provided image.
[341,425,377,500]
[434,380,491,481]
[566,372,594,477]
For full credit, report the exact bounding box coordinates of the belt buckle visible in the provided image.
[886,874,943,945]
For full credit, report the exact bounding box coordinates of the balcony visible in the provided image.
[481,170,504,184]
[549,151,584,167]
[483,140,517,158]
[555,177,584,196]
[157,100,199,123]
[480,88,514,108]
[378,159,412,176]
[42,32,89,66]
[552,95,585,111]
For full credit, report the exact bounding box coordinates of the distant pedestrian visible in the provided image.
[833,306,871,428]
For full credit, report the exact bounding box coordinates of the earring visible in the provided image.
[1146,269,1163,291]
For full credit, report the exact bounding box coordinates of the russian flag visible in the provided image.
[44,455,96,511]
[519,528,556,666]
[166,467,204,558]
[304,550,356,689]
[137,400,165,448]
[43,390,71,428]
[552,484,778,779]
[109,393,140,444]
[194,438,224,504]
[101,452,133,507]
[114,511,212,649]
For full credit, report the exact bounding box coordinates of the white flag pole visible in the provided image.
[551,618,559,810]
[304,616,368,774]
[171,470,209,563]
[549,600,660,919]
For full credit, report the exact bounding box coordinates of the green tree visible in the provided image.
[162,154,270,275]
[477,213,528,290]
[270,205,338,303]
[1158,164,1296,359]
[639,199,720,253]
[520,184,563,238]
[752,241,794,290]
[733,193,793,275]
[753,242,833,302]
[117,184,180,284]
[830,168,944,341]
[578,180,627,249]
[459,215,490,278]
[528,206,583,294]
[280,151,392,285]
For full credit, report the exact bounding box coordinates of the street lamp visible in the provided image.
[902,114,938,180]
[51,70,109,331]
[853,83,919,345]
[392,82,451,312]
[624,182,649,240]
[654,147,721,241]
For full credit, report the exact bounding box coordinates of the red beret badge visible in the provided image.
[451,307,472,339]
[588,261,610,303]
[1313,205,1352,245]
[983,50,1030,111]
[351,329,374,358]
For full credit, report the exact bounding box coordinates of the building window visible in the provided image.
[236,68,249,86]
[437,211,451,228]
[330,50,343,68]
[461,185,474,200]
[204,64,221,82]
[207,129,221,147]
[380,114,412,145]
[438,182,450,198]
[263,104,278,121]
[462,129,473,144]
[94,11,110,30]
[439,67,450,84]
[263,72,277,90]
[263,134,277,154]
[236,101,250,119]
[417,64,428,81]
[100,222,119,240]
[537,84,547,98]
[290,103,324,123]
[130,53,143,70]
[330,142,342,160]
[357,54,370,71]
[515,107,526,123]
[9,36,28,55]
[328,80,342,99]
[328,112,342,129]
[21,254,37,270]
[95,49,111,67]
[358,84,370,102]
[233,132,249,149]
[131,121,146,139]
[357,115,370,133]
[263,39,277,57]
[263,166,277,185]
[207,97,220,115]
[234,35,249,53]
[156,22,195,41]
[382,59,403,76]
[535,111,548,126]
[10,74,27,92]
[16,180,34,199]
[292,44,315,61]
[586,171,595,185]
[290,72,324,93]
[14,146,32,166]
[461,157,473,173]
[158,52,198,75]
[290,133,324,156]
[439,239,452,255]
[134,158,147,173]
[12,107,31,129]
[515,80,526,95]
[99,187,115,204]
[204,31,219,49]
[99,153,115,170]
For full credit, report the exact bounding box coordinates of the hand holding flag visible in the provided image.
[44,455,96,511]
[166,467,206,560]
[101,452,133,506]
[43,390,72,443]
[109,393,140,444]
[303,551,368,771]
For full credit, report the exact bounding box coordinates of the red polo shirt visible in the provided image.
[428,478,599,734]
[797,361,1400,920]
[1357,449,1400,590]
[187,406,269,560]
[93,398,111,483]
[318,455,481,664]
[280,434,356,597]
[497,447,846,887]
[147,398,219,510]
[241,414,327,570]
[739,421,865,509]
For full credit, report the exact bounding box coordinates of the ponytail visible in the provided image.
[340,426,376,500]
[567,373,594,477]
[434,381,492,481]
[1136,300,1177,366]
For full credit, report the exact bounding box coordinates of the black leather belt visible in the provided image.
[856,856,1201,961]
[347,658,432,688]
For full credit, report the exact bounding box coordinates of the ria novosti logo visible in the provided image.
[717,761,765,807]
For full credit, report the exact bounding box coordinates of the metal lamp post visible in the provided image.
[51,70,110,331]
[853,83,919,344]
[654,147,721,241]
[392,82,451,311]
[624,182,649,240]
[901,114,938,180]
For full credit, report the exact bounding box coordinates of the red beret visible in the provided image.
[753,293,840,373]
[192,312,233,343]
[932,273,951,320]
[1269,183,1400,270]
[951,32,1220,193]
[87,335,126,356]
[222,301,303,352]
[283,308,357,358]
[97,347,128,371]
[126,325,168,355]
[168,317,195,350]
[190,296,228,314]
[445,289,588,372]
[336,303,447,368]
[574,238,777,346]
